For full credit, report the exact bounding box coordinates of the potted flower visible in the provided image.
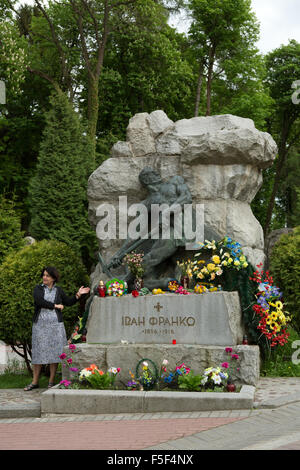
[123,252,145,291]
[136,359,158,390]
[177,259,193,289]
[201,366,228,390]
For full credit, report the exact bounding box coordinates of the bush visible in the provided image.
[0,196,25,265]
[0,239,89,371]
[270,227,300,334]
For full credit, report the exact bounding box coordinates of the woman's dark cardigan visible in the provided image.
[33,284,79,323]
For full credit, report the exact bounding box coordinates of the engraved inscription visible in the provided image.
[154,302,163,312]
[121,315,195,327]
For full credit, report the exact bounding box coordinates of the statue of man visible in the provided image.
[107,166,203,290]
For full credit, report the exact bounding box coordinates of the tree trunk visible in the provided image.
[206,44,216,116]
[264,123,290,237]
[87,74,98,162]
[194,61,204,117]
[11,343,32,375]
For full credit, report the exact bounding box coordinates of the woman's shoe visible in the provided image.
[24,383,39,391]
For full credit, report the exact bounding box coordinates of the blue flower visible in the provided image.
[164,373,174,383]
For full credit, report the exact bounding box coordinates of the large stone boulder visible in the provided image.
[88,111,277,287]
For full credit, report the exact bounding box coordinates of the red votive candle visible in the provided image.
[172,339,176,345]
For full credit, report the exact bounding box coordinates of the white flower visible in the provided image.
[162,359,169,366]
[108,367,118,374]
[143,361,148,367]
[212,374,222,385]
[79,369,92,380]
[121,340,129,345]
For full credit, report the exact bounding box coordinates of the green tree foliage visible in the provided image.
[28,91,97,267]
[97,14,194,136]
[0,196,25,264]
[0,19,27,99]
[263,40,300,236]
[0,73,51,227]
[187,0,262,117]
[270,227,300,334]
[0,239,89,371]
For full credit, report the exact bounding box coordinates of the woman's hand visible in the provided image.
[54,304,64,310]
[76,286,90,299]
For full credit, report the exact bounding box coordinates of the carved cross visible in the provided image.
[154,302,163,313]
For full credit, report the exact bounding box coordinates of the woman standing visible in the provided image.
[24,266,90,391]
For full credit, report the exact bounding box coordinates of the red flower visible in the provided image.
[132,290,139,297]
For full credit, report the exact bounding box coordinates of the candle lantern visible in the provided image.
[242,335,248,345]
[97,280,106,297]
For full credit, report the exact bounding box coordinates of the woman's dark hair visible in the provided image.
[41,266,60,283]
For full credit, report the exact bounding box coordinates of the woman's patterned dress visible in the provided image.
[31,285,67,364]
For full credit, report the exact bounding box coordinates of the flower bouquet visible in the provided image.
[201,366,228,390]
[79,364,120,389]
[59,344,79,387]
[136,359,158,390]
[250,265,291,348]
[194,284,207,294]
[222,347,240,386]
[123,252,145,278]
[177,259,193,288]
[192,237,249,288]
[191,257,223,283]
[106,278,125,297]
[126,370,138,390]
[152,288,165,295]
[159,361,192,390]
[167,279,180,292]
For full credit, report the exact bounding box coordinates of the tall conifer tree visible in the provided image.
[29,91,96,266]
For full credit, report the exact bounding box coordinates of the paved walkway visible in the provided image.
[0,377,300,450]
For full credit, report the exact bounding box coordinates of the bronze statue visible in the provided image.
[104,167,220,290]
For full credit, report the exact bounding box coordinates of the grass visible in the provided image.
[0,372,52,389]
[0,359,61,388]
[261,327,300,377]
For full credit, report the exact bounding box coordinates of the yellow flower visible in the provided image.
[270,321,280,331]
[228,258,233,264]
[222,261,228,266]
[242,262,248,268]
[234,260,240,266]
[240,255,246,262]
[194,284,206,294]
[275,301,283,310]
[152,288,164,295]
[212,255,220,264]
[270,312,278,321]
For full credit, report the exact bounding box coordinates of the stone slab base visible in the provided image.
[41,385,255,415]
[86,292,245,346]
[63,343,260,386]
